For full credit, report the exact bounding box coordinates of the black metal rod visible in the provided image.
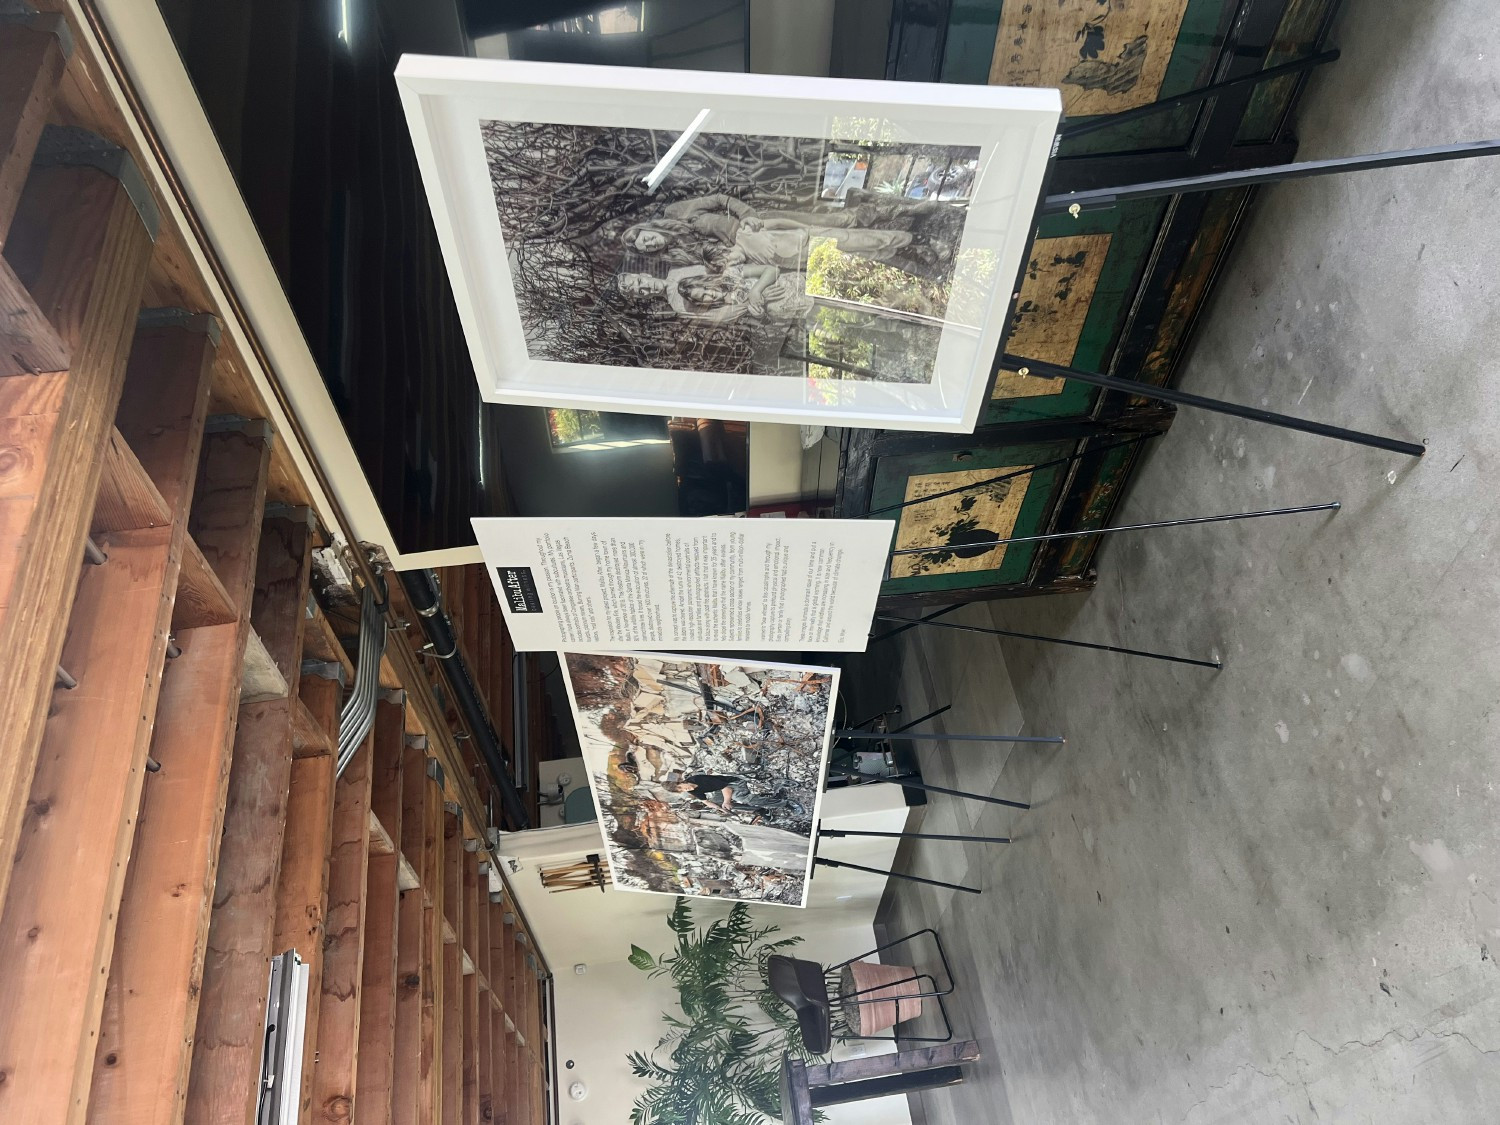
[888,704,953,735]
[814,856,981,895]
[888,502,1339,558]
[874,614,1221,670]
[835,729,1065,745]
[1001,354,1425,456]
[1044,139,1500,213]
[821,828,1012,844]
[868,604,962,643]
[1061,50,1340,139]
[832,771,1033,809]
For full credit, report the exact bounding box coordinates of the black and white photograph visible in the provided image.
[560,652,837,907]
[482,121,979,383]
[397,58,1061,430]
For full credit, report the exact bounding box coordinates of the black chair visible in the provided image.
[767,928,955,1049]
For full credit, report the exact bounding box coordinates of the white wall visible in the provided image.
[501,785,916,1124]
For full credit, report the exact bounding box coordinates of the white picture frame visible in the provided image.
[396,56,1061,433]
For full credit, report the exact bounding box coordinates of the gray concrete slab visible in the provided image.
[881,2,1500,1121]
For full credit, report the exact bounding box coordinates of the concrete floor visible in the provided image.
[879,2,1500,1121]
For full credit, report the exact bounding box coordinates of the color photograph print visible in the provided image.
[560,652,836,907]
[481,121,981,385]
[891,467,1032,578]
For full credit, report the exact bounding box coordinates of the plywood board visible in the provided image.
[991,233,1111,401]
[890,467,1033,579]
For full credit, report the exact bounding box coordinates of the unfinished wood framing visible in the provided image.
[186,514,312,1125]
[442,809,465,1125]
[0,313,213,1123]
[273,675,339,1121]
[310,726,375,1121]
[88,424,270,1125]
[0,13,554,1125]
[0,154,156,914]
[355,701,406,1124]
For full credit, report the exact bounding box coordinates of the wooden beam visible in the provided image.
[476,883,494,1125]
[272,675,339,1122]
[173,531,236,630]
[90,426,169,532]
[0,314,213,1123]
[304,600,354,684]
[0,252,67,375]
[395,742,445,1123]
[293,695,336,757]
[392,884,425,1124]
[442,811,464,1125]
[186,513,312,1125]
[0,13,68,248]
[0,158,156,913]
[462,853,482,1125]
[354,702,406,1125]
[310,727,374,1122]
[87,427,269,1125]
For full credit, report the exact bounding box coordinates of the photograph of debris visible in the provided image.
[560,652,837,906]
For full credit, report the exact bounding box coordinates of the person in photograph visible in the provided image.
[624,192,917,273]
[665,263,815,327]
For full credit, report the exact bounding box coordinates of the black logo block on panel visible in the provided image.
[497,566,543,613]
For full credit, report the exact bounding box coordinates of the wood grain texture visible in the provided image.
[0,163,154,914]
[462,852,481,1125]
[352,701,407,1125]
[475,875,494,1124]
[186,514,311,1125]
[0,18,67,247]
[87,428,268,1125]
[0,311,214,1123]
[0,526,174,1123]
[273,676,339,1123]
[92,426,171,532]
[391,885,425,1125]
[173,524,237,629]
[0,251,68,374]
[311,731,374,1122]
[293,694,335,757]
[442,811,464,1125]
[422,771,447,1123]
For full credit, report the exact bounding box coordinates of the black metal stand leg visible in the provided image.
[887,502,1340,566]
[835,729,1065,746]
[821,828,1012,844]
[868,604,962,643]
[830,770,1032,810]
[887,704,952,734]
[1060,49,1341,140]
[1044,138,1500,213]
[814,856,980,895]
[875,613,1220,670]
[1003,354,1423,456]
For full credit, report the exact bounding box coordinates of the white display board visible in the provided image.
[397,56,1061,432]
[473,516,894,652]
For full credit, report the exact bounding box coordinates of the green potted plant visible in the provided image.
[626,897,825,1124]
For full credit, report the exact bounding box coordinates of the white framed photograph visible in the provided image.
[560,651,838,907]
[396,56,1061,432]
